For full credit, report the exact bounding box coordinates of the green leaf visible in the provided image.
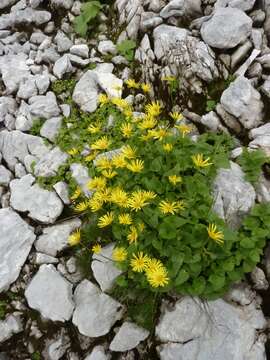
[116,40,136,61]
[240,237,255,249]
[175,269,189,286]
[116,275,128,287]
[74,1,103,37]
[208,274,225,290]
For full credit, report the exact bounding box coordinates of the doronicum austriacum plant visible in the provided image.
[41,77,270,326]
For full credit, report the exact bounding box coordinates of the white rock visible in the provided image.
[35,73,50,94]
[0,208,36,292]
[0,315,23,343]
[201,7,252,49]
[92,244,122,292]
[84,346,111,360]
[70,163,91,196]
[40,116,62,142]
[54,31,73,53]
[68,54,90,67]
[98,40,117,55]
[51,0,74,9]
[110,322,149,352]
[53,181,70,205]
[35,253,59,265]
[17,77,37,100]
[34,147,68,177]
[213,162,256,229]
[215,0,256,12]
[53,55,73,79]
[72,280,124,337]
[0,0,17,9]
[14,163,27,178]
[15,101,33,132]
[29,92,60,119]
[25,264,74,322]
[10,174,63,224]
[0,165,13,186]
[35,218,81,256]
[43,328,70,360]
[70,44,89,58]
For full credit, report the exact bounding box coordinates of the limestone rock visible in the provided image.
[84,346,111,360]
[40,116,62,142]
[0,315,23,343]
[70,163,92,196]
[53,55,73,79]
[34,147,68,177]
[215,0,256,12]
[0,165,13,186]
[29,92,61,119]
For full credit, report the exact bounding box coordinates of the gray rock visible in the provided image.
[160,0,201,19]
[0,315,23,343]
[70,44,89,58]
[225,282,255,306]
[14,163,27,178]
[98,40,116,55]
[15,101,33,132]
[234,49,261,77]
[53,55,73,79]
[53,181,70,205]
[249,123,270,140]
[110,322,149,352]
[84,346,111,360]
[17,77,37,100]
[50,0,74,9]
[156,297,266,360]
[0,0,17,9]
[251,267,269,290]
[201,8,252,49]
[0,165,13,186]
[261,77,270,98]
[25,264,74,322]
[29,92,60,119]
[0,8,51,30]
[200,111,227,133]
[249,136,270,156]
[35,218,81,256]
[70,163,91,196]
[42,328,70,360]
[92,244,122,292]
[257,54,270,69]
[34,147,68,177]
[35,73,50,94]
[10,174,63,223]
[0,208,36,292]
[40,116,62,142]
[68,54,90,67]
[35,253,59,265]
[0,97,17,123]
[54,31,73,53]
[72,280,124,337]
[220,76,263,130]
[30,31,48,45]
[141,13,163,31]
[215,0,256,12]
[213,162,256,229]
[115,0,144,39]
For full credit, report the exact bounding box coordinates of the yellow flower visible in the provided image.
[92,244,102,254]
[192,153,213,168]
[111,97,130,109]
[125,79,140,89]
[87,177,107,190]
[138,222,145,232]
[67,148,79,156]
[161,75,176,82]
[98,93,109,106]
[128,190,152,211]
[141,83,151,93]
[149,128,168,140]
[168,175,182,186]
[68,229,81,246]
[112,154,127,168]
[143,191,157,201]
[74,201,88,212]
[95,188,111,203]
[121,145,137,159]
[145,258,164,272]
[70,187,81,201]
[88,124,101,134]
[146,266,169,288]
[176,200,186,211]
[169,111,183,122]
[159,200,179,215]
[126,159,144,173]
[102,169,117,179]
[207,224,224,245]
[163,143,173,152]
[121,122,133,138]
[91,136,111,151]
[85,152,98,162]
[118,213,132,225]
[138,115,157,130]
[176,124,193,137]
[110,188,129,207]
[145,101,162,117]
[130,252,149,272]
[95,156,112,171]
[127,226,138,244]
[112,247,128,262]
[123,108,133,118]
[98,211,114,228]
[88,196,103,212]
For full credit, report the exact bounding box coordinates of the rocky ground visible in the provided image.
[1,0,270,359]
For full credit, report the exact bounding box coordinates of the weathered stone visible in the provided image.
[0,208,36,292]
[25,264,74,322]
[50,0,74,9]
[34,147,68,177]
[70,44,89,58]
[15,101,33,132]
[72,280,124,337]
[115,0,144,39]
[0,8,51,30]
[17,77,37,100]
[84,346,111,360]
[10,174,63,224]
[70,163,91,196]
[160,0,201,19]
[35,218,81,256]
[53,181,70,205]
[0,165,13,186]
[215,0,256,12]
[98,40,116,55]
[110,322,149,352]
[53,55,73,79]
[35,253,59,265]
[251,267,269,290]
[42,328,70,360]
[40,116,62,142]
[0,315,23,343]
[54,31,73,53]
[0,0,17,9]
[201,8,252,49]
[29,92,60,119]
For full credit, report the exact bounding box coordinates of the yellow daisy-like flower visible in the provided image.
[141,83,151,93]
[168,175,182,186]
[112,247,128,262]
[118,213,132,225]
[145,258,164,272]
[159,200,179,215]
[140,131,153,142]
[146,266,169,288]
[95,188,111,203]
[176,124,193,137]
[123,108,133,118]
[67,148,79,156]
[207,224,224,245]
[149,128,168,140]
[91,136,111,151]
[98,93,109,106]
[121,122,133,138]
[126,159,144,173]
[192,153,213,168]
[88,196,103,212]
[92,244,102,254]
[138,222,145,232]
[102,169,117,179]
[88,124,101,134]
[138,115,157,130]
[85,152,98,162]
[98,211,114,228]
[145,101,162,117]
[111,97,130,109]
[130,252,149,272]
[121,145,137,159]
[169,111,183,122]
[68,229,81,246]
[163,143,173,152]
[176,200,186,211]
[95,156,112,171]
[128,190,151,211]
[87,177,107,190]
[112,154,127,168]
[74,201,88,212]
[70,187,81,201]
[110,188,129,207]
[127,226,138,244]
[143,191,157,201]
[126,79,140,89]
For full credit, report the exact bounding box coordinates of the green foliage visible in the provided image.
[51,79,76,95]
[29,119,43,136]
[206,99,216,112]
[73,1,103,37]
[237,148,268,184]
[31,352,41,360]
[116,40,136,61]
